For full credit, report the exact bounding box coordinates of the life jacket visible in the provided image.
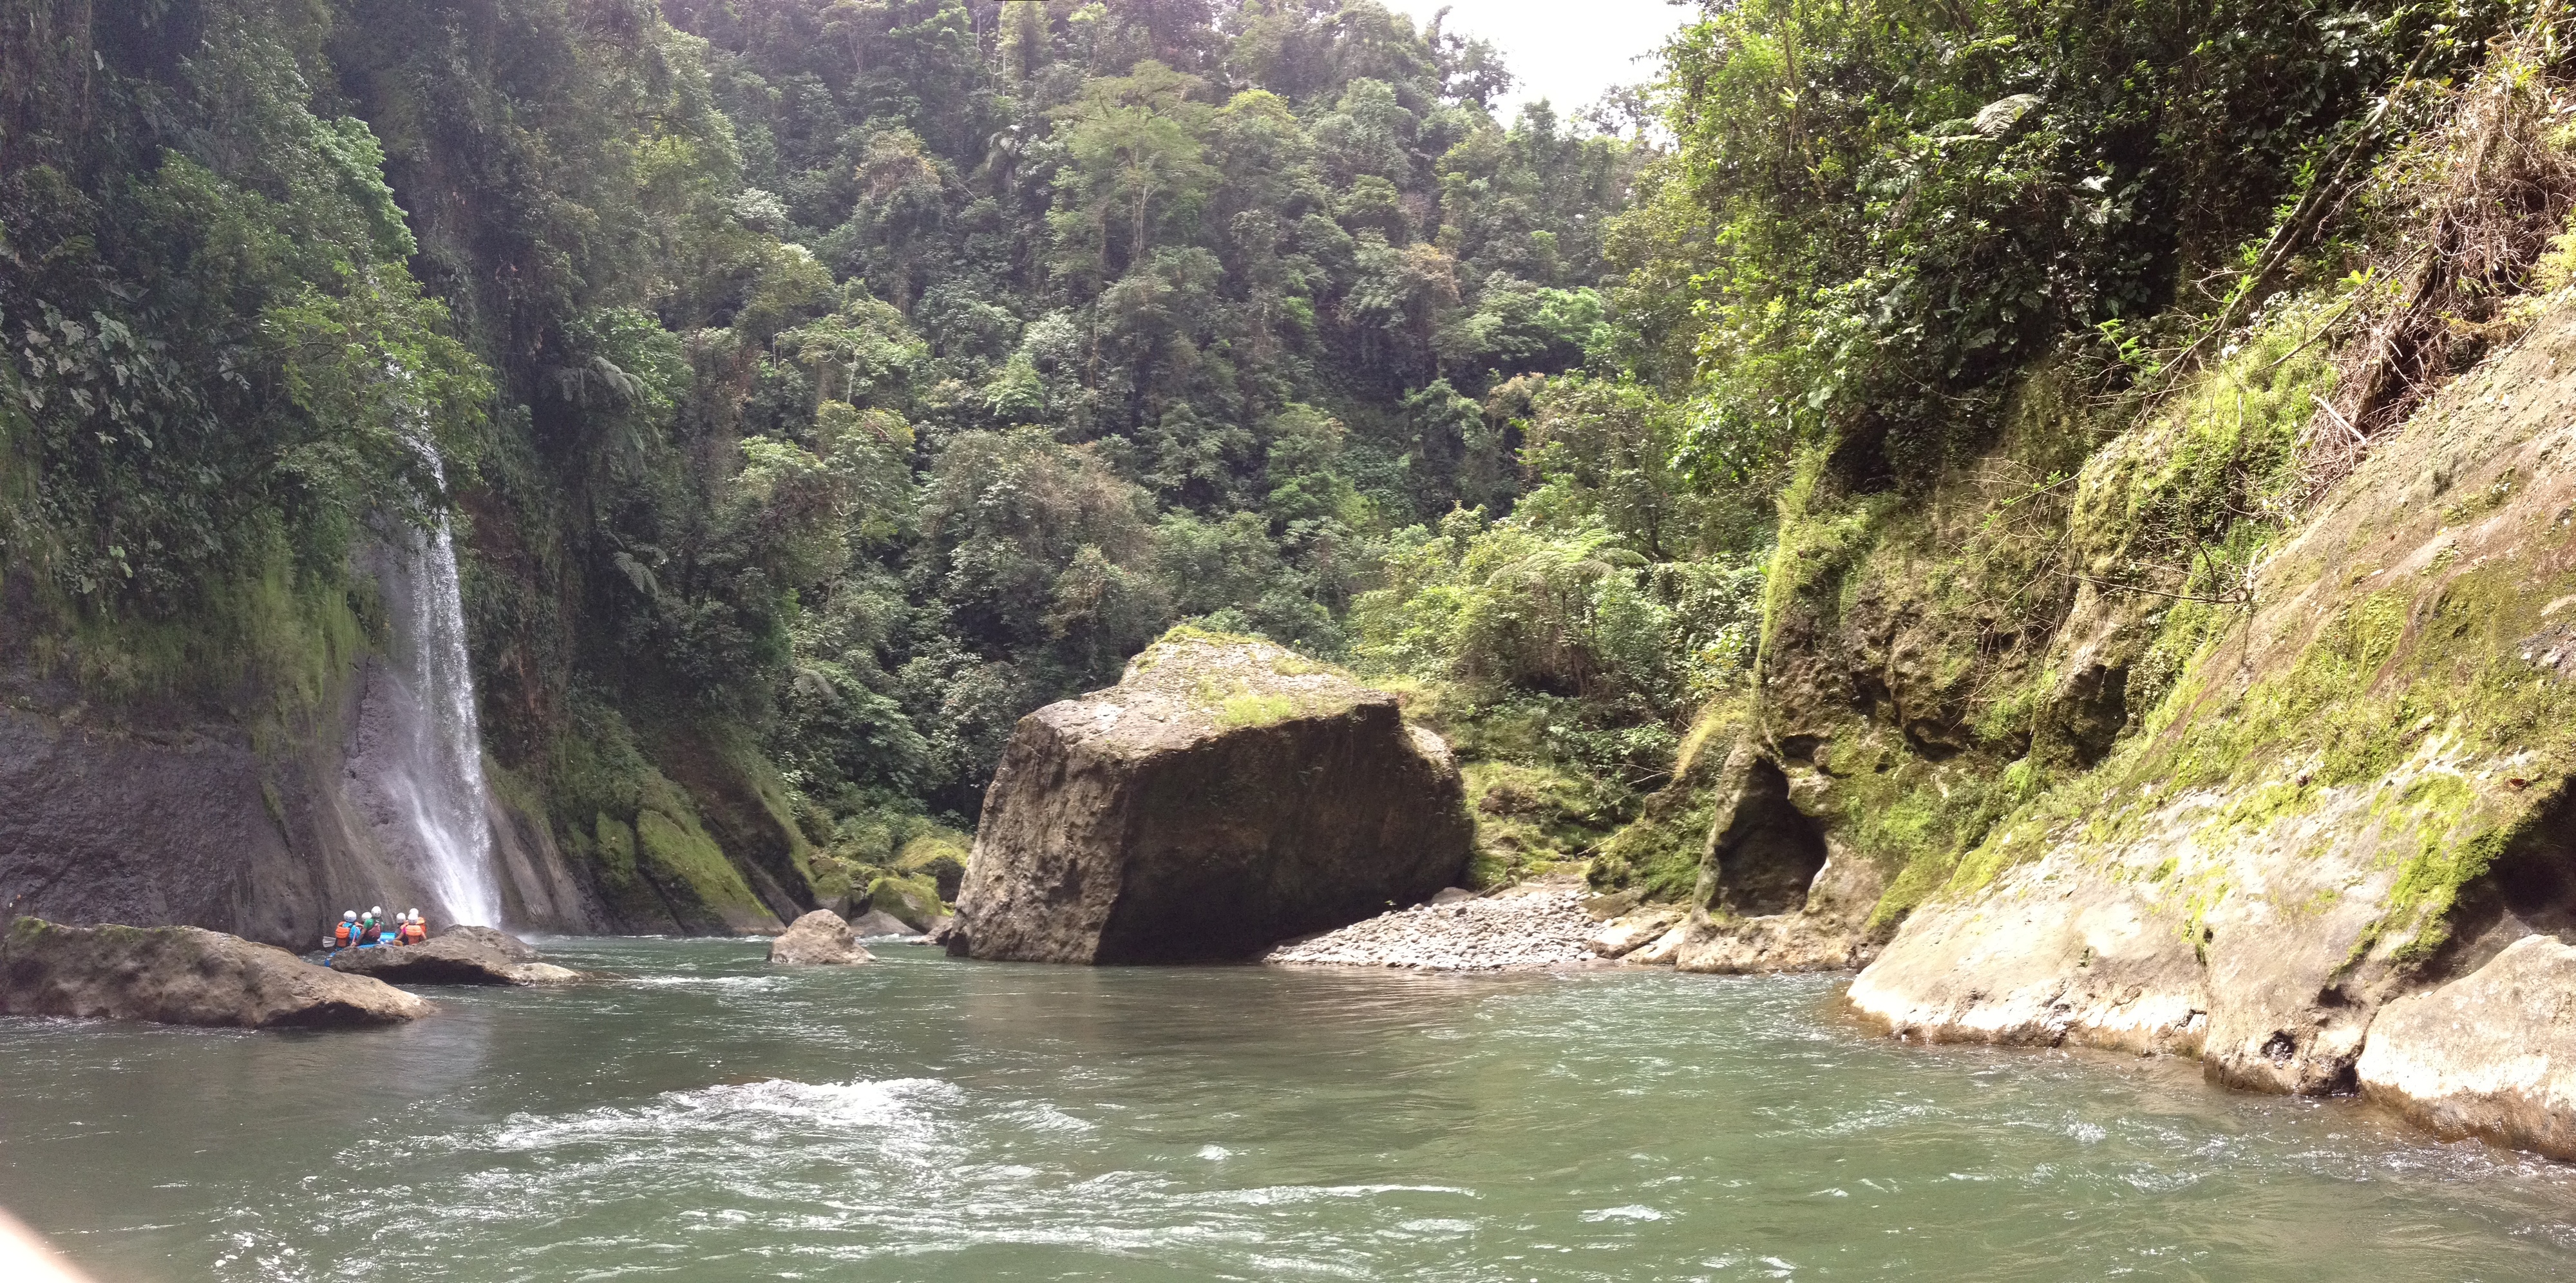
[401,920,426,944]
[360,919,379,946]
[333,921,354,947]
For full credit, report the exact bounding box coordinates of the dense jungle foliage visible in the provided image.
[2,0,2553,915]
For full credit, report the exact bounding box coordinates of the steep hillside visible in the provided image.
[0,0,1646,938]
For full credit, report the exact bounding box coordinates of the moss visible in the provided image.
[1217,690,1298,727]
[1459,759,1621,888]
[1587,701,1748,902]
[894,830,971,900]
[864,871,946,930]
[634,799,770,927]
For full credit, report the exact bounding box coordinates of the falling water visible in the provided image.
[361,442,504,928]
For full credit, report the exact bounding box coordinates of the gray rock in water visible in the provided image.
[845,909,920,940]
[2,917,433,1028]
[2358,935,2576,1158]
[440,924,538,962]
[770,910,875,965]
[950,634,1473,964]
[330,925,560,985]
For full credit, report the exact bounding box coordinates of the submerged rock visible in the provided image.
[952,632,1474,964]
[769,910,875,965]
[2357,936,2576,1159]
[329,926,568,985]
[1,917,432,1028]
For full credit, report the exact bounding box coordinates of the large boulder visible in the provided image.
[328,925,568,985]
[1,917,432,1028]
[769,910,875,965]
[2356,936,2576,1159]
[950,632,1474,964]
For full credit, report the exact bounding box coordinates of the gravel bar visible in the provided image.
[1265,890,1600,971]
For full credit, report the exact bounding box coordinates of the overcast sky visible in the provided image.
[1374,0,1700,120]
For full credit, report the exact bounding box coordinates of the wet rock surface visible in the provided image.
[2358,935,2576,1159]
[846,909,920,939]
[1587,906,1683,959]
[328,926,568,986]
[3,917,433,1028]
[768,910,875,965]
[1266,886,1597,971]
[951,634,1473,964]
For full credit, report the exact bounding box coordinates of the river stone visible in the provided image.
[770,910,874,965]
[951,634,1474,964]
[847,909,920,939]
[2356,936,2576,1158]
[1588,906,1684,958]
[329,925,557,985]
[1,917,433,1028]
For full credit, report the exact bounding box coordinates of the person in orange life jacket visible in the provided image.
[332,911,357,949]
[399,912,427,946]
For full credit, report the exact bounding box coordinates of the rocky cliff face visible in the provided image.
[0,667,611,949]
[1849,305,2576,1093]
[1720,292,2576,1144]
[0,578,616,947]
[951,632,1475,964]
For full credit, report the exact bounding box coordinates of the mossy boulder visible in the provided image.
[893,833,970,900]
[863,872,945,932]
[950,634,1475,964]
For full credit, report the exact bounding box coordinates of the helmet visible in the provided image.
[344,911,357,922]
[370,906,382,917]
[407,909,419,920]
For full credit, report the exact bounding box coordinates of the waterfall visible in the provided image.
[357,442,504,928]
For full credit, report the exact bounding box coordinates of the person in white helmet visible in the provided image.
[399,909,427,946]
[332,910,357,949]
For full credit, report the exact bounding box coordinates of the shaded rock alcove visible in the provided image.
[1707,754,1828,917]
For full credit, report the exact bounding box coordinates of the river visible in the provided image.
[3,939,2573,1280]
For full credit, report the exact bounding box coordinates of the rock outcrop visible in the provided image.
[950,632,1474,964]
[768,909,875,965]
[1844,308,2576,1094]
[327,925,569,985]
[2356,935,2576,1159]
[2,917,433,1027]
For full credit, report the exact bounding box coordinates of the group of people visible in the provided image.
[328,906,429,950]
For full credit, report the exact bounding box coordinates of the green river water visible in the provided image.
[4,937,2575,1281]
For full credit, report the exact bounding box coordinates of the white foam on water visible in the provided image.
[1581,1204,1667,1222]
[492,1077,962,1154]
[617,974,786,991]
